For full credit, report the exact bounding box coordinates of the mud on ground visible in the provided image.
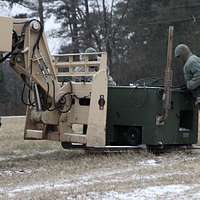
[0,117,200,200]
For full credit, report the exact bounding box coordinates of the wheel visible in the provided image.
[147,145,165,154]
[124,127,142,146]
[61,142,72,149]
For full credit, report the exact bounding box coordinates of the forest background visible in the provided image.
[0,0,199,115]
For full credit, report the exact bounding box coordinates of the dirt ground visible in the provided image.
[1,117,200,200]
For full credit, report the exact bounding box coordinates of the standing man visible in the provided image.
[175,44,200,100]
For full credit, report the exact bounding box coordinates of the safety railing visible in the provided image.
[52,52,107,82]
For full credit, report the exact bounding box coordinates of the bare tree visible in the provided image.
[38,0,44,25]
[84,0,93,46]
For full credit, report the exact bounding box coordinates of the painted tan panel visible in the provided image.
[57,72,96,77]
[86,70,108,146]
[62,133,87,144]
[26,129,43,139]
[0,16,13,52]
[55,61,100,67]
[58,82,91,137]
[67,106,89,124]
[61,83,91,124]
[72,82,92,93]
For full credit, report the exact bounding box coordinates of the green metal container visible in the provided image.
[106,86,198,147]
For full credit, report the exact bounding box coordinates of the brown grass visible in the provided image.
[0,117,200,199]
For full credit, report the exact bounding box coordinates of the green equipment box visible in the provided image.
[106,86,198,147]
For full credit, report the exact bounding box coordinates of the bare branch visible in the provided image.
[111,0,130,40]
[38,0,44,24]
[110,0,115,30]
[95,0,101,17]
[102,0,108,37]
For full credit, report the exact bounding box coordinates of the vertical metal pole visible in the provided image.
[163,26,174,120]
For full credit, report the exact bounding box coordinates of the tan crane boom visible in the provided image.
[0,16,108,147]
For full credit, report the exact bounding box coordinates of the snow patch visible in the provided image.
[132,172,190,181]
[0,167,192,198]
[1,168,134,196]
[1,116,25,119]
[83,184,192,200]
[139,159,161,166]
[0,169,32,177]
[0,150,57,162]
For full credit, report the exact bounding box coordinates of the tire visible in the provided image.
[124,127,142,146]
[61,142,72,149]
[146,145,164,154]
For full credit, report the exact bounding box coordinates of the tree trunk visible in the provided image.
[71,0,79,52]
[38,0,44,25]
[84,0,93,47]
[102,0,112,66]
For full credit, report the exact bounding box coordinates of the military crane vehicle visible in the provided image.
[0,16,198,152]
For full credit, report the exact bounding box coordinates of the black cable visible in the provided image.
[3,19,76,113]
[19,19,44,107]
[21,83,29,106]
[21,83,35,106]
[0,19,44,108]
[0,27,26,64]
[21,19,36,36]
[57,92,73,113]
[12,30,19,45]
[56,81,73,113]
[47,80,57,111]
[29,20,44,75]
[45,81,50,109]
[28,84,35,106]
[0,30,18,63]
[0,52,12,63]
[45,81,57,111]
[26,20,44,109]
[20,75,35,107]
[45,80,74,113]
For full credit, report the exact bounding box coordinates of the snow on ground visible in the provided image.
[0,167,194,198]
[83,185,195,200]
[1,118,200,200]
[0,149,197,199]
[0,149,57,162]
[138,159,161,166]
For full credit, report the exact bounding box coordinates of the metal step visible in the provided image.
[25,129,43,139]
[62,133,87,144]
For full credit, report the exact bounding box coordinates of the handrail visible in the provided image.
[53,52,107,80]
